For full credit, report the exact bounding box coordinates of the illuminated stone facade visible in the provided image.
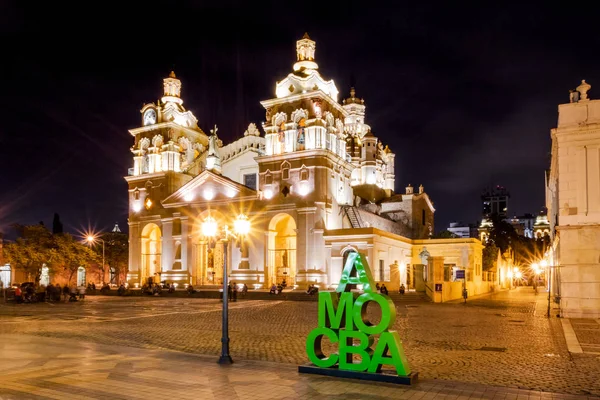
[125,35,486,299]
[546,80,600,318]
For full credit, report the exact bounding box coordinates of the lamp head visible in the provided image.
[202,216,218,238]
[234,214,251,235]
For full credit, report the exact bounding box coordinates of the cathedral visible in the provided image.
[125,34,486,298]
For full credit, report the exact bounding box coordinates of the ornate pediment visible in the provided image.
[162,170,257,208]
[161,102,199,129]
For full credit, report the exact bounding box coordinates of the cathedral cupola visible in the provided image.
[293,33,318,73]
[162,70,183,105]
[343,87,369,136]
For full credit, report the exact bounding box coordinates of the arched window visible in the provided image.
[265,171,273,185]
[281,161,290,180]
[300,166,309,182]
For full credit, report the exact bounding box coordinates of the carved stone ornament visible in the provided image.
[576,79,591,101]
[245,123,260,137]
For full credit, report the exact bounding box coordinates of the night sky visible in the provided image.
[2,2,600,236]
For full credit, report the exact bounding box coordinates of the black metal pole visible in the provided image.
[219,238,233,364]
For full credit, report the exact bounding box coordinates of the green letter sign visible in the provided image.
[305,252,412,378]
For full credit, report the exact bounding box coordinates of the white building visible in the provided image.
[546,79,600,318]
[124,34,487,300]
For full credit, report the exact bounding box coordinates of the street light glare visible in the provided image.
[87,235,96,243]
[234,214,251,235]
[202,216,218,238]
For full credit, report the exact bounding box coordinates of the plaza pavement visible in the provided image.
[0,288,598,399]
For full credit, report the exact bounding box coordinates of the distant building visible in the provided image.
[447,222,477,238]
[532,212,550,240]
[482,185,510,219]
[112,223,122,233]
[546,79,600,318]
[508,213,535,238]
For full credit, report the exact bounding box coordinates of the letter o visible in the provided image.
[352,293,395,335]
[306,327,339,368]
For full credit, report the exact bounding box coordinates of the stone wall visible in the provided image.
[356,208,411,237]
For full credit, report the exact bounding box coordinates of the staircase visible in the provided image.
[387,291,431,305]
[342,205,364,228]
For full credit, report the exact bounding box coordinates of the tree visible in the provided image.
[482,243,499,271]
[3,224,60,283]
[55,234,98,285]
[487,213,519,253]
[90,232,128,285]
[52,213,63,234]
[433,230,459,239]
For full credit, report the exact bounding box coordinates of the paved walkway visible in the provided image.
[0,288,599,398]
[0,334,596,400]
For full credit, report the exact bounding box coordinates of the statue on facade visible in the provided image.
[207,249,214,270]
[206,125,222,173]
[281,250,287,268]
[297,122,305,150]
[208,125,220,157]
[278,123,285,143]
[419,247,430,265]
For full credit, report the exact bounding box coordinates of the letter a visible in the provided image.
[337,252,376,294]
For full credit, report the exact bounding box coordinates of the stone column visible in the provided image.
[161,219,173,273]
[296,207,326,287]
[127,221,141,285]
[180,216,189,272]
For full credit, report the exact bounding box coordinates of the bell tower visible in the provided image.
[293,33,318,73]
[361,130,378,185]
[162,71,183,104]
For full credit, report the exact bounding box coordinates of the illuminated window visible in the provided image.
[133,189,140,200]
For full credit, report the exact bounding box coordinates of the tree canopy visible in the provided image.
[91,231,128,284]
[3,224,98,284]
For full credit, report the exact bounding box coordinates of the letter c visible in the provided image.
[306,327,339,368]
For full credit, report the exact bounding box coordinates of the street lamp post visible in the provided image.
[87,235,106,283]
[202,214,251,365]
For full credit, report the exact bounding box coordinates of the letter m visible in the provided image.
[318,292,354,330]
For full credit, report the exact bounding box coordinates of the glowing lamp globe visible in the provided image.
[202,216,218,238]
[234,214,251,235]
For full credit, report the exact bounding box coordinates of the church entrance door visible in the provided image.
[267,214,296,287]
[141,223,162,285]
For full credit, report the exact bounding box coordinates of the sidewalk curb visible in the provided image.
[561,319,584,354]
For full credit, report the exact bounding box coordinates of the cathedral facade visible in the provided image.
[125,35,486,298]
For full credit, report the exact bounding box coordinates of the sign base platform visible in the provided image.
[298,364,418,385]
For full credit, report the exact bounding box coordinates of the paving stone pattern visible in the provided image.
[0,288,599,397]
[2,334,596,400]
[570,318,600,354]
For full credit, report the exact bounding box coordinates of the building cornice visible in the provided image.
[260,90,346,116]
[128,121,208,144]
